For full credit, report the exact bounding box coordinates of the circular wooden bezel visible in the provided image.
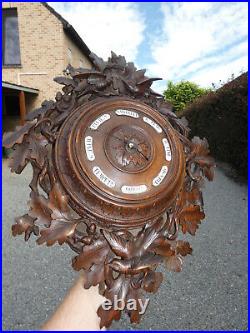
[54,97,185,228]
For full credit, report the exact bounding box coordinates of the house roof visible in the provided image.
[2,81,39,94]
[42,3,93,64]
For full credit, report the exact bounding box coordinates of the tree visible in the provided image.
[163,80,210,113]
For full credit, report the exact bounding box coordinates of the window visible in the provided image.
[2,8,21,66]
[67,48,72,64]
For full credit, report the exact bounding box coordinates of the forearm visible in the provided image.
[41,275,106,331]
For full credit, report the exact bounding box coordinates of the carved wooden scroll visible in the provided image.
[3,51,214,328]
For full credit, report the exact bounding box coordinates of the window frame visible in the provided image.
[2,8,22,67]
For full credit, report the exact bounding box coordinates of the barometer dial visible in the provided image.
[81,110,172,200]
[55,98,184,227]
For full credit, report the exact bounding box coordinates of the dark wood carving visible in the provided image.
[3,51,214,328]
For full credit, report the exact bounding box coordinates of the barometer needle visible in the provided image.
[111,135,149,161]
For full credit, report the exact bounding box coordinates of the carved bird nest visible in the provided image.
[3,51,214,328]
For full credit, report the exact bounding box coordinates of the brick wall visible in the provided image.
[2,2,92,112]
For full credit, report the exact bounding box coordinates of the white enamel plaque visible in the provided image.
[121,185,147,194]
[84,136,95,161]
[143,116,162,133]
[90,114,110,130]
[93,166,115,188]
[153,165,168,187]
[162,138,172,161]
[115,109,139,118]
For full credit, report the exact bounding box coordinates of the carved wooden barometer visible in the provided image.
[3,52,214,328]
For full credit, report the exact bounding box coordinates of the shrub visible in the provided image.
[163,80,210,113]
[181,72,248,178]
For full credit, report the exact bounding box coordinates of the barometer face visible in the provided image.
[55,98,184,227]
[81,110,171,199]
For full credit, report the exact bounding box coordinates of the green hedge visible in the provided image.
[181,72,248,178]
[163,80,210,113]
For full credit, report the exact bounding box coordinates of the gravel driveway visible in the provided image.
[2,160,248,330]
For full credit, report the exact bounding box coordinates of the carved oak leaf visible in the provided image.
[90,52,107,72]
[7,130,49,174]
[28,134,48,169]
[157,99,175,116]
[149,237,175,257]
[72,238,110,271]
[2,120,36,148]
[142,271,163,293]
[37,219,78,246]
[12,214,39,241]
[176,240,193,256]
[134,69,146,82]
[83,264,105,289]
[8,141,31,174]
[126,287,144,324]
[102,217,166,260]
[73,69,105,80]
[39,173,51,194]
[108,51,126,68]
[29,191,52,227]
[173,118,191,137]
[203,165,214,181]
[48,183,71,220]
[33,182,79,246]
[136,217,166,256]
[25,100,55,121]
[123,62,137,84]
[128,300,141,324]
[191,136,209,156]
[121,70,144,93]
[105,74,121,93]
[179,205,205,235]
[165,254,183,272]
[190,137,215,181]
[194,155,215,181]
[105,274,130,303]
[182,185,203,206]
[102,230,131,258]
[54,76,76,88]
[97,274,129,328]
[29,163,42,193]
[150,237,192,258]
[97,306,121,329]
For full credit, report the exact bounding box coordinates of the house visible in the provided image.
[2,2,93,132]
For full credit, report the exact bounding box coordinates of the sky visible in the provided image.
[48,2,248,93]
